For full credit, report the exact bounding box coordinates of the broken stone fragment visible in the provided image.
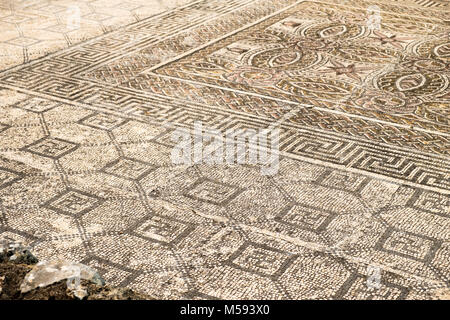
[69,287,89,300]
[20,260,105,293]
[0,240,38,265]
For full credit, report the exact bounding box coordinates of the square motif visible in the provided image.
[184,178,242,206]
[376,228,440,262]
[114,2,142,11]
[44,189,104,217]
[83,13,111,22]
[336,274,409,300]
[81,257,136,287]
[79,113,128,131]
[319,171,369,193]
[133,216,193,245]
[0,123,10,134]
[22,137,78,159]
[102,158,156,181]
[15,97,59,113]
[227,242,295,279]
[39,4,66,13]
[275,204,336,232]
[7,37,39,47]
[408,190,450,218]
[2,15,31,24]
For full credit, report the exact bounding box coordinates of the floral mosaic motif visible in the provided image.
[376,70,447,97]
[369,30,413,49]
[417,39,450,63]
[222,66,285,87]
[155,1,449,127]
[353,90,422,114]
[319,60,373,82]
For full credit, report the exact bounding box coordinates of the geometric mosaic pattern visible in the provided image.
[375,228,442,263]
[22,137,79,159]
[0,167,23,190]
[102,158,156,181]
[44,189,105,218]
[0,0,193,71]
[0,0,449,300]
[184,178,243,206]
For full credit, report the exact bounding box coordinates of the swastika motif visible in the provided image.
[14,97,60,113]
[79,113,128,131]
[275,204,336,232]
[184,178,243,206]
[227,242,296,279]
[102,158,156,181]
[335,274,410,300]
[44,189,105,217]
[376,228,441,262]
[22,137,79,159]
[132,215,194,245]
[407,190,450,217]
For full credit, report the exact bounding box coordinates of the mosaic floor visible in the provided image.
[0,0,449,300]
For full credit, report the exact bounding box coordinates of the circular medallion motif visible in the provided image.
[222,67,284,87]
[329,45,398,64]
[245,46,320,71]
[286,37,333,52]
[376,70,447,97]
[401,59,448,71]
[302,22,364,41]
[354,91,421,114]
[417,39,450,63]
[383,19,433,35]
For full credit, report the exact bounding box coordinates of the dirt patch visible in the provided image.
[0,262,149,300]
[0,262,32,299]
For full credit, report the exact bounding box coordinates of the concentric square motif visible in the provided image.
[276,204,336,232]
[15,97,59,113]
[22,137,79,159]
[132,215,194,245]
[375,228,441,262]
[227,242,296,279]
[44,189,105,217]
[335,274,410,300]
[184,178,243,206]
[79,113,128,131]
[102,158,156,181]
